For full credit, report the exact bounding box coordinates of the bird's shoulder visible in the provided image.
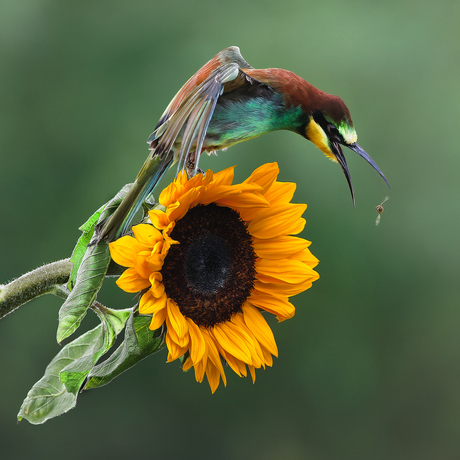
[245,68,320,108]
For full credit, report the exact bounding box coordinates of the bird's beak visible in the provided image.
[330,141,390,206]
[330,141,356,205]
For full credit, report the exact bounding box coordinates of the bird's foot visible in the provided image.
[186,153,204,177]
[186,164,205,177]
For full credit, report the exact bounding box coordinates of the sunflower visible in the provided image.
[109,162,319,392]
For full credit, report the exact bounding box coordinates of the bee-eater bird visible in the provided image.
[97,46,389,242]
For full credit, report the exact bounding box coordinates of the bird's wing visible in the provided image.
[146,46,261,174]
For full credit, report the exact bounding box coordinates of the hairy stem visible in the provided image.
[0,259,73,319]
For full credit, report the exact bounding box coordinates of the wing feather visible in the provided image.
[145,46,262,175]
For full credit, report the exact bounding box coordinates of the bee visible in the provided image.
[375,196,389,226]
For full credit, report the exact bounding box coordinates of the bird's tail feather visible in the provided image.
[95,151,174,242]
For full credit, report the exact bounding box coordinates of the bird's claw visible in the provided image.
[186,153,204,177]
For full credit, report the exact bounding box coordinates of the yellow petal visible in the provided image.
[167,299,189,339]
[176,169,189,185]
[248,203,307,239]
[116,267,150,293]
[109,235,145,267]
[213,340,245,377]
[148,272,165,298]
[261,346,274,366]
[205,361,223,393]
[148,209,170,230]
[162,222,177,248]
[218,191,269,209]
[198,185,242,205]
[236,207,259,222]
[167,187,204,222]
[264,181,296,204]
[242,304,278,357]
[166,333,188,362]
[186,318,207,364]
[182,356,193,371]
[186,169,213,190]
[212,322,253,364]
[248,365,256,383]
[256,258,319,285]
[213,165,235,186]
[133,250,153,279]
[193,358,207,383]
[201,169,214,184]
[166,315,190,348]
[132,224,163,248]
[253,236,311,259]
[236,360,248,377]
[254,278,316,297]
[149,306,167,330]
[230,313,265,367]
[248,291,296,322]
[146,252,164,272]
[139,289,167,314]
[159,180,182,207]
[243,162,279,194]
[288,248,320,269]
[202,329,227,386]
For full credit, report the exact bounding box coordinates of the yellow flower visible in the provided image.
[109,163,319,392]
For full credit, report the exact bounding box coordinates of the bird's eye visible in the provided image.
[327,124,339,137]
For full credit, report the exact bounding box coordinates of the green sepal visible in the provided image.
[141,192,156,219]
[60,306,132,394]
[84,314,165,390]
[57,241,110,343]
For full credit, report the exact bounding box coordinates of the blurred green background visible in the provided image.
[1,0,459,458]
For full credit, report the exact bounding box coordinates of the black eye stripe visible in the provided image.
[312,111,343,142]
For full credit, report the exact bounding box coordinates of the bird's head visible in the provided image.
[304,95,389,204]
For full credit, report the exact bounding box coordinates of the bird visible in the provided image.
[96,46,389,242]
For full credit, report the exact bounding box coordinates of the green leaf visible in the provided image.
[57,242,110,343]
[18,307,133,424]
[67,184,132,291]
[68,206,106,291]
[84,314,165,390]
[60,307,131,394]
[97,306,132,337]
[18,325,104,425]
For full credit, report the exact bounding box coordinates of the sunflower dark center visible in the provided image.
[185,234,230,294]
[162,203,256,328]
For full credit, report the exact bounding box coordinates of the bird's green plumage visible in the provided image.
[206,94,305,149]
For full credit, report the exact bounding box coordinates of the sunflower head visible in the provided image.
[109,163,319,392]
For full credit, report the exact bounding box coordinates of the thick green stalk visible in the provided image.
[0,259,73,319]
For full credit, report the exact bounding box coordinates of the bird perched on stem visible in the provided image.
[96,46,389,242]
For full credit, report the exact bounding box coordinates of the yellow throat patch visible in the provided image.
[305,119,337,162]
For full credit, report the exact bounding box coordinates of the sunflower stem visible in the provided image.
[0,259,73,320]
[0,257,127,321]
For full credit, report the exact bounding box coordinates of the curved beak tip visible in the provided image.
[348,142,390,188]
[331,142,389,206]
